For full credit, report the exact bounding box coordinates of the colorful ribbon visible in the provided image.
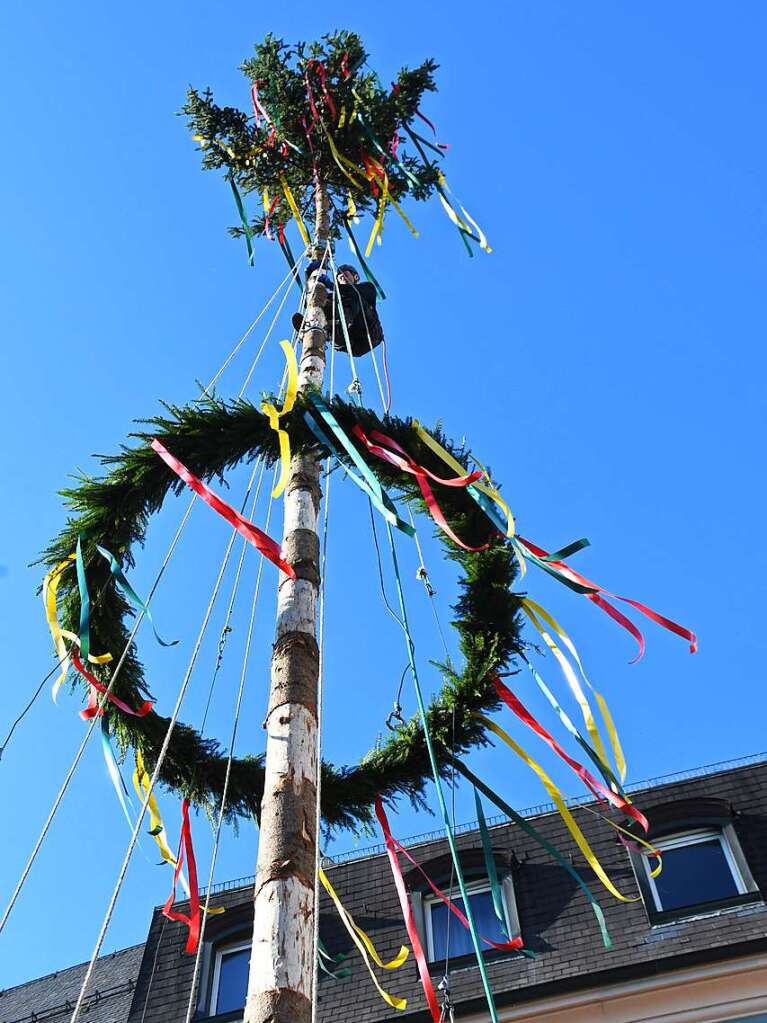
[516,536,697,660]
[227,174,255,267]
[412,421,515,537]
[260,340,299,499]
[474,788,508,937]
[319,866,408,1011]
[74,652,153,720]
[450,756,611,948]
[133,750,178,858]
[522,599,626,782]
[374,797,441,1022]
[492,677,646,831]
[162,799,201,954]
[44,555,112,700]
[519,602,613,777]
[474,713,639,903]
[101,718,135,829]
[303,395,414,536]
[95,545,177,647]
[352,425,486,552]
[279,175,310,247]
[75,537,90,662]
[382,820,524,953]
[151,438,294,578]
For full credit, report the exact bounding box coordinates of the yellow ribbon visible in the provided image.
[319,867,408,1010]
[43,555,112,701]
[347,189,358,221]
[261,340,299,499]
[520,601,611,776]
[412,421,515,537]
[474,714,638,902]
[279,175,310,246]
[325,130,367,191]
[338,104,347,128]
[582,806,663,879]
[133,750,177,864]
[522,598,627,783]
[436,172,492,253]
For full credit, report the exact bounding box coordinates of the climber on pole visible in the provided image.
[293,262,384,357]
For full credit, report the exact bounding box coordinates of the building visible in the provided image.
[3,757,767,1023]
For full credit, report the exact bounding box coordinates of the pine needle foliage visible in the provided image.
[181,30,442,242]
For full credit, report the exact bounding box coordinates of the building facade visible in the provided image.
[3,758,767,1023]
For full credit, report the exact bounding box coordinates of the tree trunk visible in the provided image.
[245,188,330,1023]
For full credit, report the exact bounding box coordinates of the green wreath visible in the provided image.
[41,394,522,833]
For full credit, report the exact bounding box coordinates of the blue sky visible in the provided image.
[1,0,765,990]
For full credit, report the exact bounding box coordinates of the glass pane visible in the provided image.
[430,889,508,962]
[216,947,250,1014]
[651,839,739,911]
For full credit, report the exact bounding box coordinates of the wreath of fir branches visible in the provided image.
[41,395,523,834]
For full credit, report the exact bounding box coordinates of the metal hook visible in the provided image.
[347,377,362,395]
[416,565,436,597]
[385,702,406,732]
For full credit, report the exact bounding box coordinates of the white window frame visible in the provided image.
[643,827,748,912]
[423,877,517,962]
[210,939,251,1016]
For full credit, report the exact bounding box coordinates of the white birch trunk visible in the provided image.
[245,189,330,1023]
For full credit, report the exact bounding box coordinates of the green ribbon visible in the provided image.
[403,125,475,257]
[342,218,386,300]
[227,173,255,266]
[303,393,413,537]
[317,937,351,980]
[474,787,508,936]
[451,756,612,949]
[543,538,591,563]
[96,545,178,647]
[512,539,598,595]
[76,536,90,662]
[278,233,304,295]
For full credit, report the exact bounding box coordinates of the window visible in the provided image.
[424,878,517,962]
[643,828,747,914]
[210,941,250,1016]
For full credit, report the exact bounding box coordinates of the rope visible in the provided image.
[0,492,196,937]
[202,247,308,398]
[183,459,281,1023]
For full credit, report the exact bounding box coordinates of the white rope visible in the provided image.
[0,492,196,936]
[183,459,281,1023]
[68,450,267,1023]
[1,254,309,938]
[202,248,308,398]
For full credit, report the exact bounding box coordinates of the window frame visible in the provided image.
[422,876,519,963]
[627,820,761,924]
[209,939,251,1017]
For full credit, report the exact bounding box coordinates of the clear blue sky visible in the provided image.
[1,0,765,990]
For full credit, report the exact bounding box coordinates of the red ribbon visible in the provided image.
[312,60,337,121]
[151,439,295,579]
[72,651,153,720]
[376,797,523,954]
[374,797,440,1022]
[340,52,351,80]
[352,425,487,552]
[250,82,270,128]
[415,109,450,149]
[492,677,648,832]
[162,799,201,954]
[263,194,281,241]
[517,536,696,660]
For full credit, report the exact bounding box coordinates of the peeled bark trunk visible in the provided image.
[245,189,330,1023]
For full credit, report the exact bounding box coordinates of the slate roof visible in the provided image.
[126,757,767,1023]
[0,945,145,1023]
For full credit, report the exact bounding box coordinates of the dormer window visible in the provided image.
[211,940,250,1015]
[424,878,516,962]
[625,798,761,924]
[642,829,747,914]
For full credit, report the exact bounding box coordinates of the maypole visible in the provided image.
[246,188,330,1023]
[25,29,698,1023]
